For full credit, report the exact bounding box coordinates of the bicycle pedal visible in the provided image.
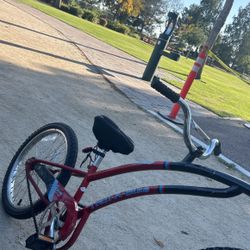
[25,233,54,250]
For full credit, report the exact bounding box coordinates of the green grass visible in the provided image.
[19,0,250,121]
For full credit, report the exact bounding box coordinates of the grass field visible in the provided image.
[19,0,250,121]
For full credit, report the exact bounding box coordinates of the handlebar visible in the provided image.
[150,76,180,103]
[151,77,220,159]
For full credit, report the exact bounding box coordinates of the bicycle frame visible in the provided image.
[25,157,250,250]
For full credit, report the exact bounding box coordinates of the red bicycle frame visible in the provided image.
[25,157,250,250]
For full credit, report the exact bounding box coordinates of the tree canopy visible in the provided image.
[103,0,143,21]
[178,0,224,48]
[213,2,250,74]
[174,0,249,75]
[102,0,171,36]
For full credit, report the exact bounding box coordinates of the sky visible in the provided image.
[181,0,250,25]
[157,0,249,35]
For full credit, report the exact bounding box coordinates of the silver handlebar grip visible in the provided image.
[199,139,220,159]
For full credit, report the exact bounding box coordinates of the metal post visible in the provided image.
[142,12,179,82]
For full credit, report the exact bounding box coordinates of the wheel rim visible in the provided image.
[7,129,68,210]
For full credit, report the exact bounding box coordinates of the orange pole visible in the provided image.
[168,46,208,119]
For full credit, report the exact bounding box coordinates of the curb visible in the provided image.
[149,110,250,178]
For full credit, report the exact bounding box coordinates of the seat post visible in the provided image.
[92,149,106,169]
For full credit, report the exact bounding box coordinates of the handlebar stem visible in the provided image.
[178,98,220,159]
[178,98,197,153]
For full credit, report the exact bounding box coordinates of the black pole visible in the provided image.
[142,12,179,82]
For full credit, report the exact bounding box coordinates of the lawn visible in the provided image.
[19,0,250,121]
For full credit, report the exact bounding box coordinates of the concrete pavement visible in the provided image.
[5,0,249,174]
[0,1,249,249]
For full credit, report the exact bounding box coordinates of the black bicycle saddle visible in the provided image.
[92,115,134,155]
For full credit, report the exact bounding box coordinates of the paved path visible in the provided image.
[4,0,249,172]
[0,1,249,250]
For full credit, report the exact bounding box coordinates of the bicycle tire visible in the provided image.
[2,123,78,219]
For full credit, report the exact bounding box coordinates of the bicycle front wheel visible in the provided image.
[2,123,78,219]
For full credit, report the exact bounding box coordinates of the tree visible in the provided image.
[53,0,62,8]
[103,0,143,23]
[234,32,250,74]
[198,0,224,33]
[195,0,234,79]
[212,36,233,66]
[181,0,223,35]
[79,0,101,8]
[118,0,144,23]
[181,25,205,57]
[176,0,223,56]
[131,0,167,37]
[181,4,202,27]
[223,3,250,73]
[207,2,250,75]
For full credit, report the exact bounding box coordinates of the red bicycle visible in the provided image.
[2,77,250,250]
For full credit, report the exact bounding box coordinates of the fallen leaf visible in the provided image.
[153,237,165,248]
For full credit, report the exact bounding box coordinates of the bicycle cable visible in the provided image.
[26,170,39,234]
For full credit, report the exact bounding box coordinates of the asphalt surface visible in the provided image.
[0,1,249,249]
[6,0,249,172]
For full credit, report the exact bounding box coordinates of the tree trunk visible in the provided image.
[139,22,145,40]
[185,45,193,59]
[53,0,62,9]
[195,0,234,79]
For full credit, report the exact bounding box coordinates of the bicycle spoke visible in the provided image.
[13,185,28,203]
[39,134,63,160]
[45,140,66,162]
[7,135,66,208]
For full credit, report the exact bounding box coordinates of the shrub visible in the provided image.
[107,21,130,34]
[60,4,69,13]
[82,9,99,23]
[68,6,83,17]
[99,17,108,27]
[128,32,140,39]
[52,0,62,8]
